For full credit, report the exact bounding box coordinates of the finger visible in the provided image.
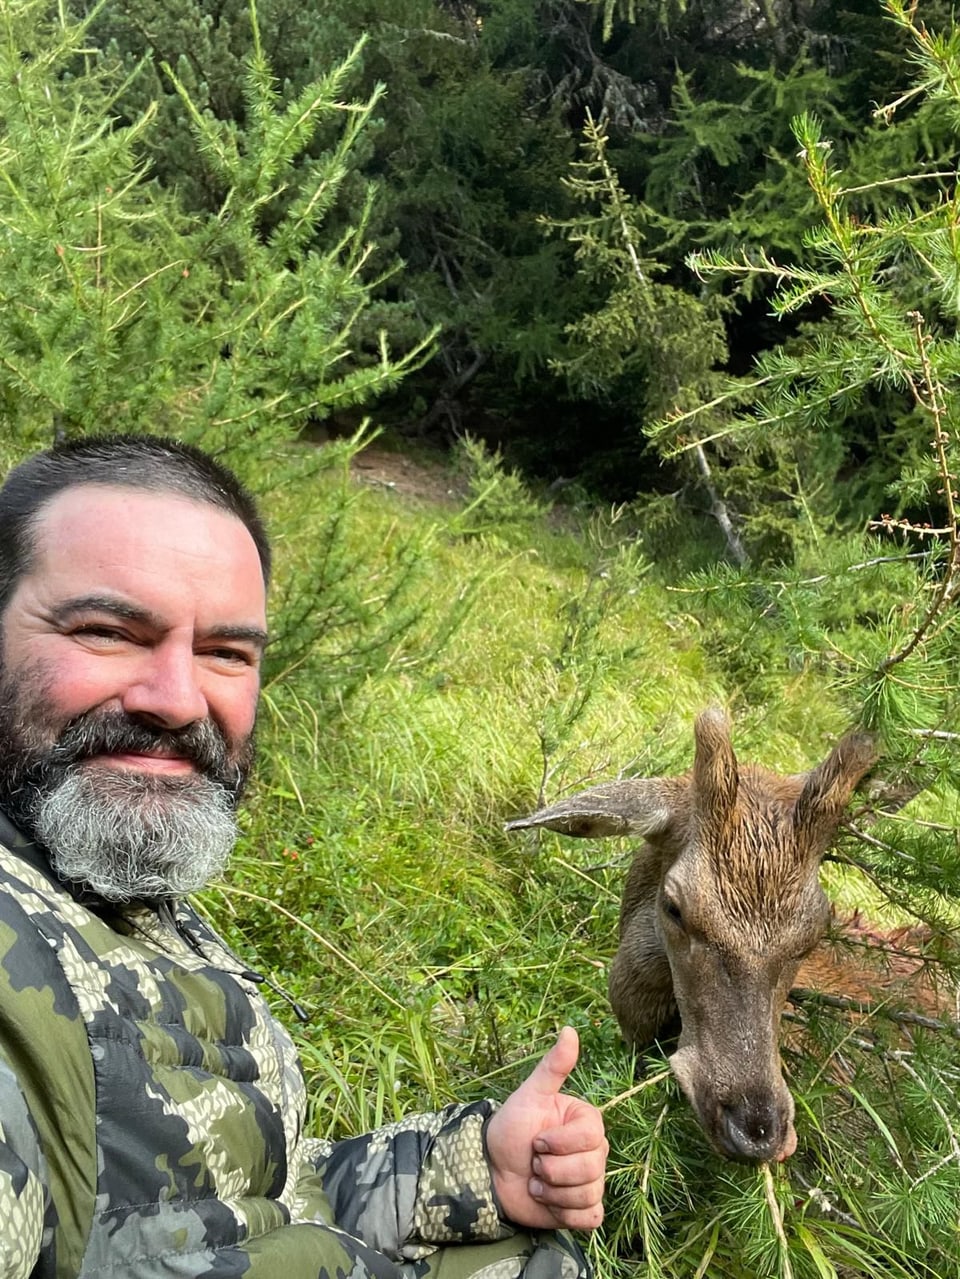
[529,1177,605,1212]
[532,1142,609,1187]
[524,1025,579,1099]
[532,1192,606,1233]
[533,1102,606,1156]
[551,1203,605,1232]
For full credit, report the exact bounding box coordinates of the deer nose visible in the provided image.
[717,1097,789,1163]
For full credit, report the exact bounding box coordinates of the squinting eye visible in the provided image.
[208,649,253,665]
[75,625,126,643]
[662,898,684,928]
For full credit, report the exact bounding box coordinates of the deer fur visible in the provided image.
[506,708,878,1164]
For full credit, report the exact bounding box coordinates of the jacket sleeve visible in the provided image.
[300,1099,514,1261]
[0,1056,48,1279]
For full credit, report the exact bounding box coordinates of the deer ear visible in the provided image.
[505,779,676,839]
[693,707,739,822]
[794,730,878,849]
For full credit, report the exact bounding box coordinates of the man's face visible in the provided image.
[0,483,268,900]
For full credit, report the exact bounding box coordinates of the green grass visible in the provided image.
[199,447,960,1279]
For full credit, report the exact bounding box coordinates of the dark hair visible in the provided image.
[0,434,271,618]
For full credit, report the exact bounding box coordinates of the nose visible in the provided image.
[121,640,208,729]
[717,1096,791,1164]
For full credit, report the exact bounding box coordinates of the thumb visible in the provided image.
[524,1025,580,1098]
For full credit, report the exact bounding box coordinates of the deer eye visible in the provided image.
[662,897,685,929]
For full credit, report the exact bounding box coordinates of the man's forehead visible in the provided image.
[25,484,268,616]
[34,481,227,525]
[33,483,257,553]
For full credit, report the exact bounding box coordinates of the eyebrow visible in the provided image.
[51,594,271,652]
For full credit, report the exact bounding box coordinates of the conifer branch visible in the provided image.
[761,1163,794,1279]
[838,170,959,195]
[878,311,960,672]
[582,111,646,285]
[599,1069,671,1112]
[788,988,960,1039]
[665,552,929,594]
[381,24,474,46]
[658,368,878,453]
[895,1057,960,1187]
[841,822,945,874]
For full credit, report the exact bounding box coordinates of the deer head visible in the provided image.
[506,709,877,1163]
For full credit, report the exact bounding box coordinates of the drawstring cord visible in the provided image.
[156,899,311,1024]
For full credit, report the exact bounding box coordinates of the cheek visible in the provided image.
[208,677,260,745]
[37,654,127,723]
[7,651,122,738]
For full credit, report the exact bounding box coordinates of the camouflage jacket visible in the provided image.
[0,815,513,1278]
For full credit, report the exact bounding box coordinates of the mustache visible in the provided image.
[47,711,232,780]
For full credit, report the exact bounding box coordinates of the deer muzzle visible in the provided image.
[670,1042,797,1163]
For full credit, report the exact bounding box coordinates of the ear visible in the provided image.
[793,730,878,850]
[692,707,739,824]
[505,779,676,839]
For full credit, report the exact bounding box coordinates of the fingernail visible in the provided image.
[529,1179,544,1198]
[532,1156,543,1175]
[533,1138,548,1153]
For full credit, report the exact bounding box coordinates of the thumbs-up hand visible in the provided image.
[484,1026,607,1231]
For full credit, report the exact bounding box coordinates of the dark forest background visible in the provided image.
[64,0,954,555]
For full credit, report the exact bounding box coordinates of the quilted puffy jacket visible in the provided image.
[0,812,538,1279]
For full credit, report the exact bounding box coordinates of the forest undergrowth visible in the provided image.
[204,440,960,1279]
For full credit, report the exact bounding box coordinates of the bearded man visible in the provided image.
[0,435,606,1279]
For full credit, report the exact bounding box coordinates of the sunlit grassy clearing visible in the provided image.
[201,456,958,1279]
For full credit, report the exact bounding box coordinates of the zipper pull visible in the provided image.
[241,967,310,1024]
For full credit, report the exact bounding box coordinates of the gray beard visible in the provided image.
[34,764,238,902]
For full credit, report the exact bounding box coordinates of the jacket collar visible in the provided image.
[0,807,61,888]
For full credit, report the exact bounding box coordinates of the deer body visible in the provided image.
[506,709,877,1164]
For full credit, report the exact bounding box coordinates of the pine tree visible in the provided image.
[544,112,748,558]
[0,0,431,460]
[592,9,960,1274]
[81,0,591,444]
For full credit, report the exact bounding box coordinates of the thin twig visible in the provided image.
[549,856,622,903]
[789,987,960,1038]
[666,552,929,594]
[761,1163,794,1279]
[600,1068,671,1112]
[839,169,959,194]
[879,311,960,671]
[789,1168,864,1230]
[640,1103,671,1263]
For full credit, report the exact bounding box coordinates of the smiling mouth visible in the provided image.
[86,752,197,775]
